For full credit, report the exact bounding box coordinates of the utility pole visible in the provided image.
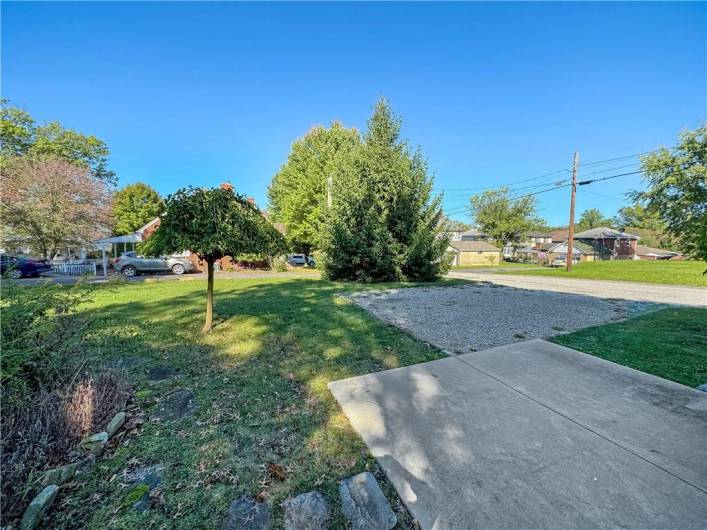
[566,151,579,272]
[327,174,333,209]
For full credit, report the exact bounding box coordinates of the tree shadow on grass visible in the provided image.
[66,278,443,529]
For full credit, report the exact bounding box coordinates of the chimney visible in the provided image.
[220,182,234,191]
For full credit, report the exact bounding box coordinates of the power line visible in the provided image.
[438,167,570,193]
[441,178,571,198]
[510,182,574,200]
[577,169,644,186]
[579,149,662,168]
[442,151,698,216]
[578,162,639,177]
[581,189,626,201]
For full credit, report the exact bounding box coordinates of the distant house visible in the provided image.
[635,245,682,261]
[573,227,640,259]
[460,229,491,241]
[549,229,569,243]
[448,240,502,267]
[544,240,597,264]
[502,232,553,261]
[527,231,553,245]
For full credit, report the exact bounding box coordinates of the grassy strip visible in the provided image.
[449,261,542,270]
[551,307,707,387]
[503,260,707,287]
[56,277,451,529]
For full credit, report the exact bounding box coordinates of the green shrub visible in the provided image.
[0,280,93,405]
[270,256,289,272]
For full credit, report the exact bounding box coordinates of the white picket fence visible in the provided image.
[51,262,97,276]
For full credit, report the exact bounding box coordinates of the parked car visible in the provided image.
[550,256,579,268]
[287,254,315,267]
[0,254,52,279]
[113,251,194,277]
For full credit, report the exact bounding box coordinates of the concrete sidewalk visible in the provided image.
[329,340,707,529]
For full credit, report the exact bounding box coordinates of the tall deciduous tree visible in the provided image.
[0,100,115,183]
[613,204,664,231]
[267,123,360,254]
[576,208,611,231]
[633,125,707,261]
[141,186,287,333]
[0,155,113,259]
[112,183,164,234]
[613,203,674,249]
[323,99,449,281]
[468,187,538,248]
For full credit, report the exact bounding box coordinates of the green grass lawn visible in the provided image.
[551,307,707,388]
[58,277,451,529]
[449,261,542,270]
[503,259,707,287]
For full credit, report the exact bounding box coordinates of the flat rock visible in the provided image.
[79,432,108,456]
[123,464,165,512]
[147,365,179,383]
[132,497,152,512]
[106,411,126,438]
[221,496,271,530]
[20,485,59,530]
[123,464,165,490]
[39,463,78,486]
[152,389,198,421]
[339,472,396,530]
[282,491,329,530]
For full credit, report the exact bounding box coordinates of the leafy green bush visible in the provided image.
[270,256,289,272]
[1,281,131,525]
[1,280,93,405]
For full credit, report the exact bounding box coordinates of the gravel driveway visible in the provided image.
[448,271,707,306]
[349,283,653,354]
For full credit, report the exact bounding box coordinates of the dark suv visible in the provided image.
[1,255,53,279]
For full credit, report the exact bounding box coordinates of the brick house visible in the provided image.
[573,227,639,259]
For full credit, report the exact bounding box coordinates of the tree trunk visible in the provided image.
[202,259,215,333]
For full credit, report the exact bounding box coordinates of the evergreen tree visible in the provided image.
[323,99,449,281]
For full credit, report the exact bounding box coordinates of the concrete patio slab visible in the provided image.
[457,339,707,491]
[328,340,707,529]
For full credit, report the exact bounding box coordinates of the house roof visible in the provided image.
[448,240,500,252]
[549,229,569,242]
[574,227,640,240]
[460,228,488,238]
[527,231,552,238]
[95,233,143,244]
[636,245,680,257]
[137,217,161,235]
[548,240,595,255]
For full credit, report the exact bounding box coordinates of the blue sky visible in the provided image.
[3,1,705,226]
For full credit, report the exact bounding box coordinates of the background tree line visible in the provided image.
[1,101,165,259]
[268,98,449,281]
[464,124,705,260]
